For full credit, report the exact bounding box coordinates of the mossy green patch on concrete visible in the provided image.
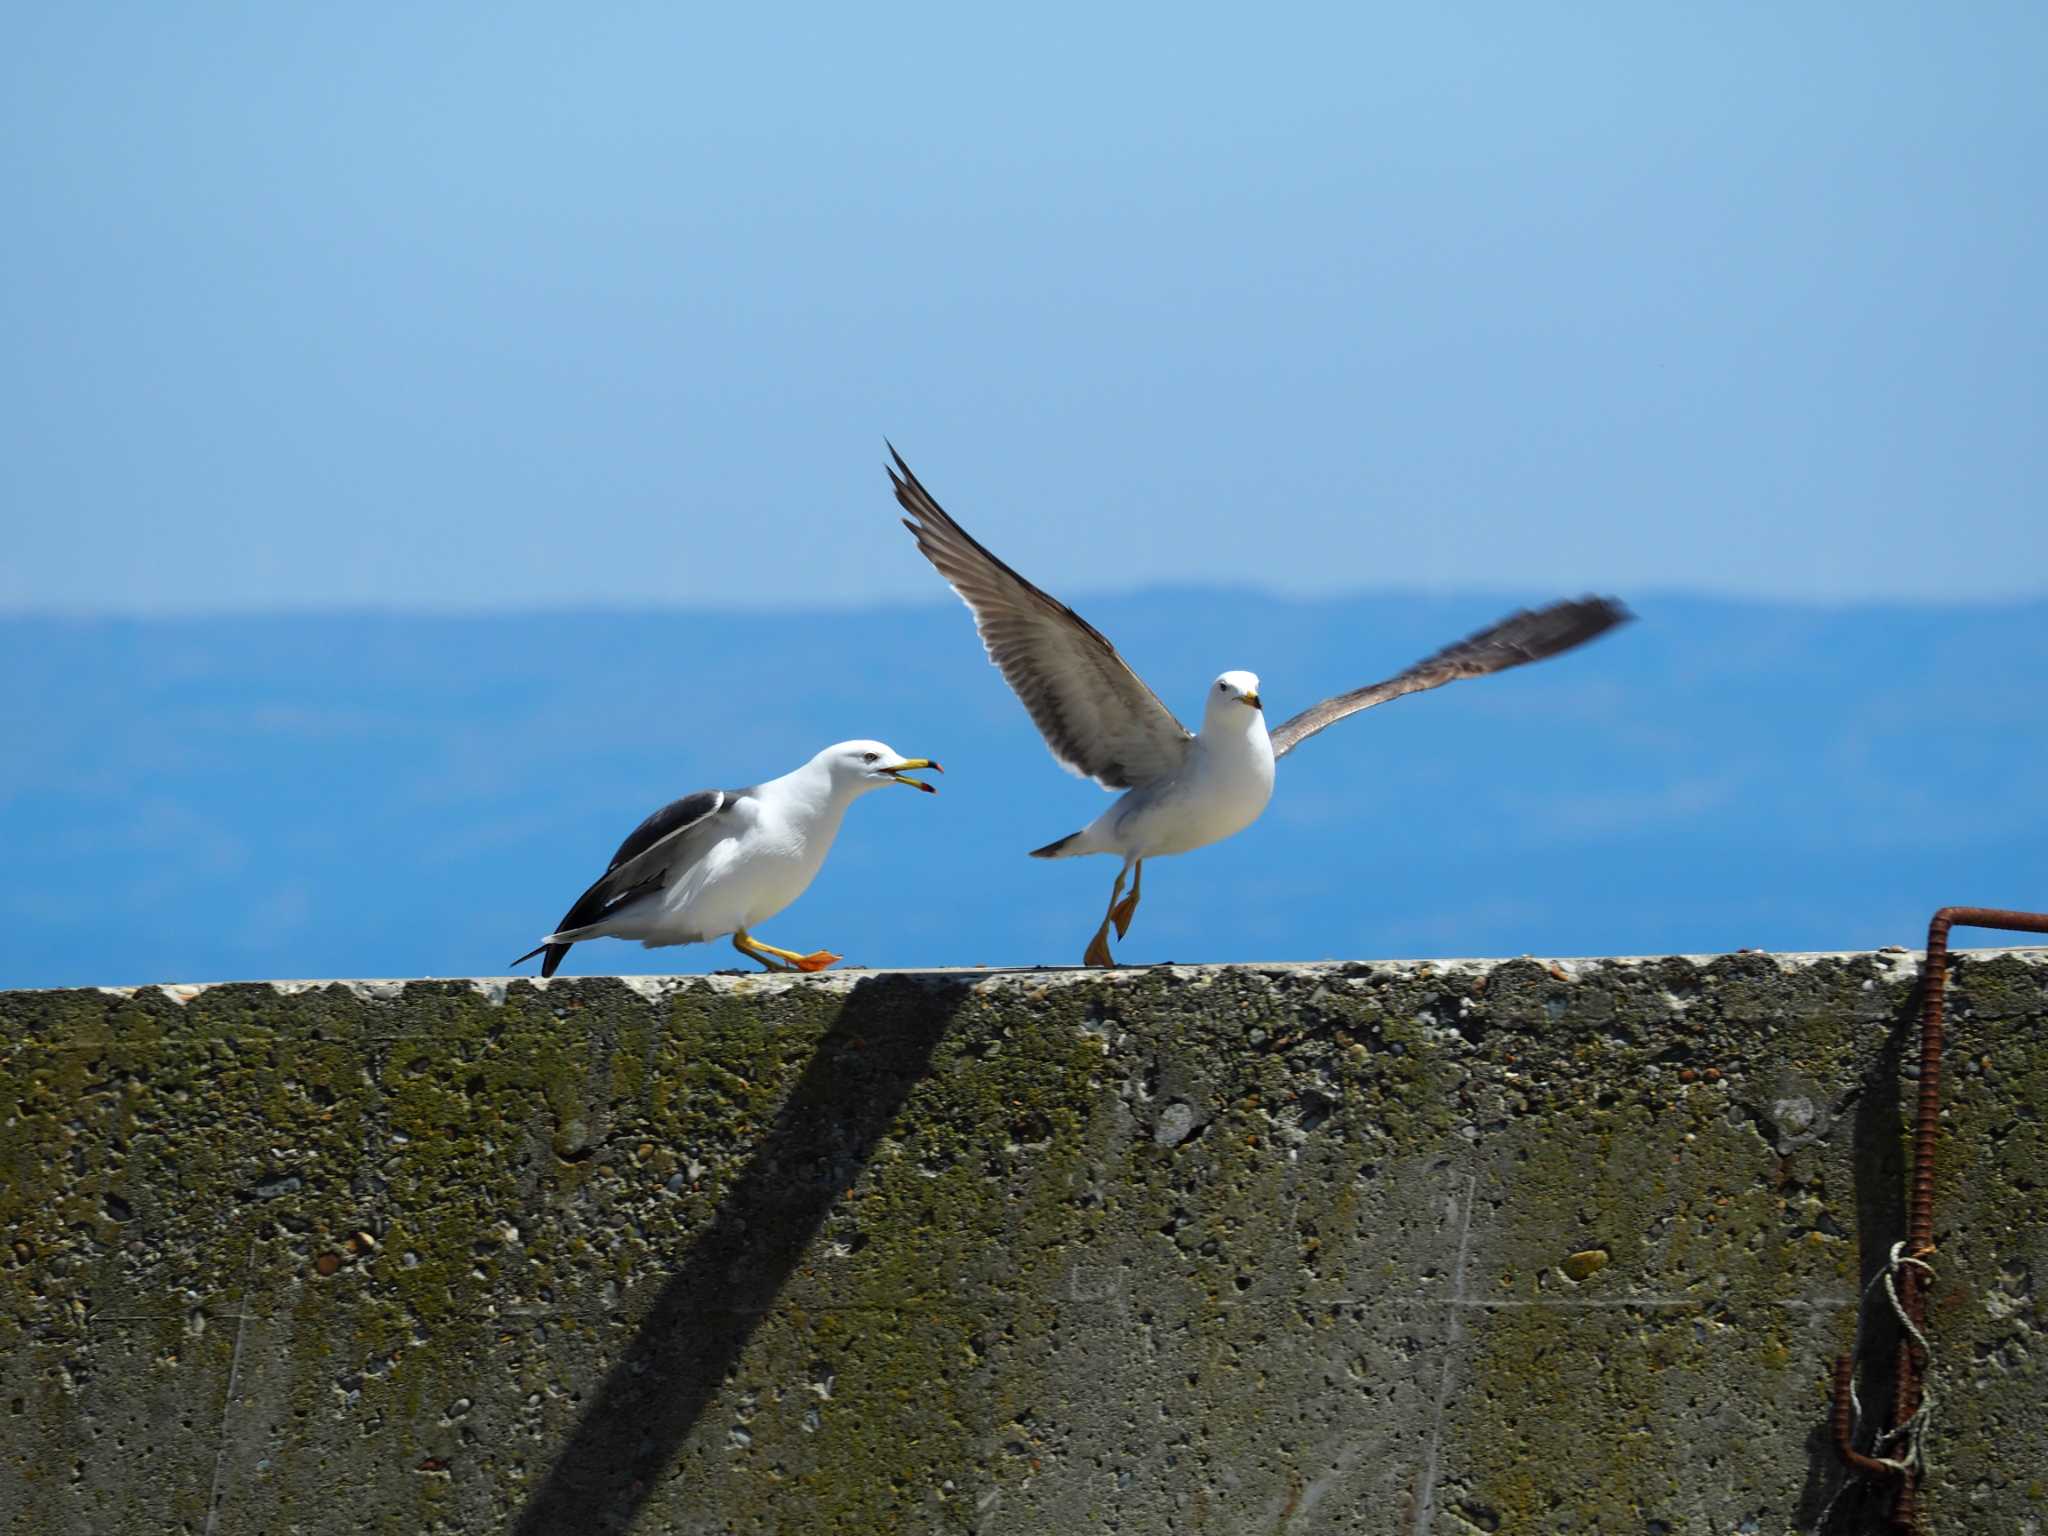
[2,953,2043,1533]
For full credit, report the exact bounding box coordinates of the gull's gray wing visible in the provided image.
[889,445,1191,790]
[1269,597,1632,760]
[513,788,740,976]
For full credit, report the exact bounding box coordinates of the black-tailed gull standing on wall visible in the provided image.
[513,740,941,976]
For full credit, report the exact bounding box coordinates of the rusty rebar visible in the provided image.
[1878,907,2048,1531]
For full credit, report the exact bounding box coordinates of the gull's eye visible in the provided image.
[862,752,879,764]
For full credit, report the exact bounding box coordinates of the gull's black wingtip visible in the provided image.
[1539,594,1634,648]
[1572,594,1634,631]
[1460,594,1635,675]
[1560,598,1631,659]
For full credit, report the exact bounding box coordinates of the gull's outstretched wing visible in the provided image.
[889,445,1192,790]
[1269,597,1632,760]
[512,788,739,976]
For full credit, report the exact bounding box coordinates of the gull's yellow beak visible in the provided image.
[1240,693,1263,711]
[886,757,943,793]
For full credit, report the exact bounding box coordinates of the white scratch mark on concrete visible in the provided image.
[1413,1171,1479,1536]
[203,1252,257,1536]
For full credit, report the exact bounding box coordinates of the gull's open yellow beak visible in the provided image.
[1240,693,1263,711]
[887,758,943,793]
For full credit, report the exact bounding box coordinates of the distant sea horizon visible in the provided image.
[3,590,2042,990]
[6,582,2045,623]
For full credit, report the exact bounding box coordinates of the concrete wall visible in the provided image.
[3,951,2045,1535]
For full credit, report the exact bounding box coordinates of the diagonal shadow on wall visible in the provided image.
[511,972,974,1536]
[1801,977,1915,1533]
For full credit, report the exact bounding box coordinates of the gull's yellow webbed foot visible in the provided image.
[1109,859,1144,940]
[736,931,842,973]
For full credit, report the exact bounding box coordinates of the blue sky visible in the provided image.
[4,4,2044,614]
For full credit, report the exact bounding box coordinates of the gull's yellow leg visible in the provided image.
[1082,867,1128,968]
[739,931,843,973]
[733,931,792,972]
[1110,859,1144,940]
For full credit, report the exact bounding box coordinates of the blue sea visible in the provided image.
[3,592,2041,988]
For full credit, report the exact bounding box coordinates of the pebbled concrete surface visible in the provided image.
[1,951,2044,1534]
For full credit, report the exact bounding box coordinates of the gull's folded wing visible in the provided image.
[890,445,1191,790]
[594,788,737,894]
[514,788,738,976]
[1269,597,1632,759]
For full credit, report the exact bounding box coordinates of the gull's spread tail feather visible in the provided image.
[1030,830,1086,859]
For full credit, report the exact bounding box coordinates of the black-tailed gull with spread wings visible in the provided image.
[889,445,1629,966]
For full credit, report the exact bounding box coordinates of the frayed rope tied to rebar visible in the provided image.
[1867,1241,1938,1473]
[1824,1242,1938,1526]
